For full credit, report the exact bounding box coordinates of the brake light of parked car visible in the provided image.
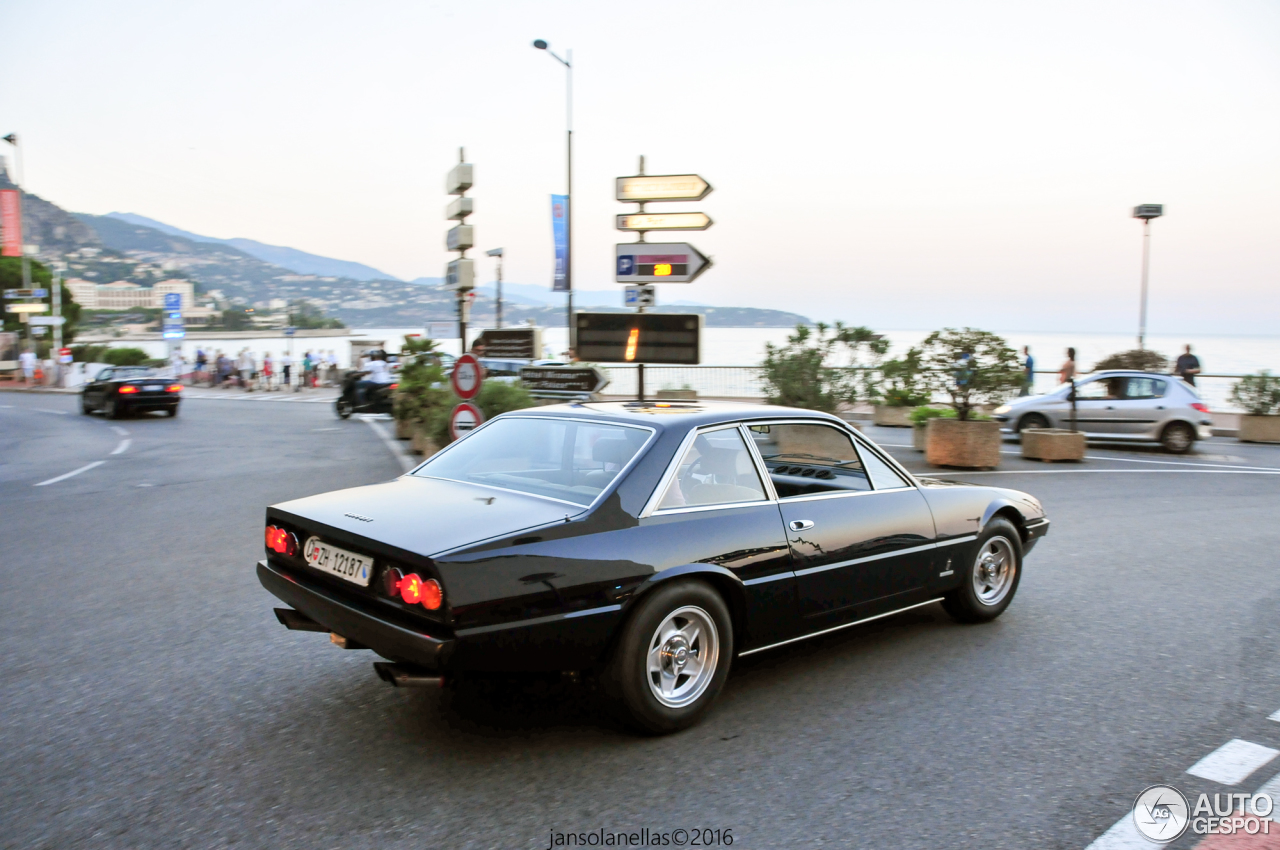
[389,383,398,390]
[118,386,139,394]
[1190,402,1210,414]
[264,525,299,556]
[166,384,182,393]
[396,573,443,610]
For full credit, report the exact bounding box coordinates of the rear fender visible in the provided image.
[611,564,747,656]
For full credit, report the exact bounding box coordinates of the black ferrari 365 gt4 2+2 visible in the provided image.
[259,402,1049,733]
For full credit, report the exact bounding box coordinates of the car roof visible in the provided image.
[503,400,849,431]
[1088,370,1176,378]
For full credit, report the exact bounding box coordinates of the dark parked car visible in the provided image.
[81,366,182,418]
[259,402,1049,733]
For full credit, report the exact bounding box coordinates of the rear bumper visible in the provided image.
[257,560,454,669]
[123,395,179,408]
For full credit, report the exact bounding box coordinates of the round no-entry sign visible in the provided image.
[449,402,484,441]
[450,353,483,400]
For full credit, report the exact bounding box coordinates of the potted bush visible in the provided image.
[918,328,1022,468]
[761,323,888,414]
[424,378,537,448]
[874,347,929,427]
[909,405,954,451]
[1021,428,1086,461]
[393,337,451,455]
[1230,372,1280,443]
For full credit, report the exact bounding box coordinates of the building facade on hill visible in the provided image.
[66,279,194,311]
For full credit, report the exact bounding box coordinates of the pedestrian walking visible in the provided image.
[1174,344,1201,386]
[1020,346,1035,396]
[302,351,313,389]
[239,349,256,391]
[195,348,208,383]
[1059,347,1076,385]
[170,349,186,383]
[19,348,36,386]
[262,353,274,391]
[326,350,338,386]
[280,351,292,390]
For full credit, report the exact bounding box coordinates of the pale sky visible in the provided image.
[3,0,1278,334]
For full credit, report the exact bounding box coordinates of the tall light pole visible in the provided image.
[532,39,574,351]
[486,247,505,328]
[1132,204,1163,351]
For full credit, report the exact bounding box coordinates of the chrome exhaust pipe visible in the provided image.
[373,662,445,689]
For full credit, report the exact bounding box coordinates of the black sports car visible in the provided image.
[259,402,1049,733]
[81,366,182,418]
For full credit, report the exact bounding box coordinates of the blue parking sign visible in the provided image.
[164,292,181,309]
[617,255,636,276]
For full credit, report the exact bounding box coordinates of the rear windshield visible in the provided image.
[413,417,651,506]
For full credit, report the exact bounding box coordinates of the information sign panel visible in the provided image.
[574,313,702,365]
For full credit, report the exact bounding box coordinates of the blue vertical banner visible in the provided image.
[551,194,569,292]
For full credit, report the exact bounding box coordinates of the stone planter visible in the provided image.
[912,424,927,451]
[411,424,439,457]
[1021,428,1085,462]
[1239,415,1280,443]
[394,418,414,440]
[656,389,697,400]
[873,405,913,427]
[925,418,1001,469]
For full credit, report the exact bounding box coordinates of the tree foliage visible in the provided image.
[0,258,82,342]
[760,323,889,413]
[1230,372,1280,416]
[101,347,150,366]
[918,328,1022,421]
[1093,349,1169,372]
[879,347,931,407]
[288,299,345,329]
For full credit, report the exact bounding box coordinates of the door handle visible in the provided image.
[789,520,815,531]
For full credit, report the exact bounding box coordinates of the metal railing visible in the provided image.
[596,365,1260,412]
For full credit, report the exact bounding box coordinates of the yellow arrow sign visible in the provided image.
[616,174,712,202]
[616,212,713,232]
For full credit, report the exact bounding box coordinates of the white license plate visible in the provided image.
[144,384,163,392]
[303,536,373,586]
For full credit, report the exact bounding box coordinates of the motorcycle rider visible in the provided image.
[355,350,394,406]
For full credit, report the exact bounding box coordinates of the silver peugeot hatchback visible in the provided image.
[993,370,1213,453]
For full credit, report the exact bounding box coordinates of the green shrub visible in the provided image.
[918,328,1022,421]
[880,347,930,407]
[909,406,955,426]
[1230,372,1280,416]
[102,347,150,366]
[1094,349,1169,372]
[760,323,888,413]
[427,379,537,446]
[69,344,111,363]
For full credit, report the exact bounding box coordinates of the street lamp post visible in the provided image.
[486,247,505,328]
[1132,204,1164,351]
[532,39,574,352]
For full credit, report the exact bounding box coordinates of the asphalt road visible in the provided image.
[3,391,1279,850]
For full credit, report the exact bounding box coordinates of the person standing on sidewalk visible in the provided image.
[1174,344,1201,386]
[1059,348,1076,385]
[280,351,292,390]
[262,352,274,391]
[19,348,36,386]
[1020,346,1035,396]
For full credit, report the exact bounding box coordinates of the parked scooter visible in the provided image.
[335,369,397,419]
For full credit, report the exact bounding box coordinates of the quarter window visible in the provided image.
[657,428,768,509]
[858,447,912,490]
[746,423,871,498]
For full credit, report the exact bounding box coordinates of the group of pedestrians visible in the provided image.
[1014,343,1203,396]
[178,348,341,391]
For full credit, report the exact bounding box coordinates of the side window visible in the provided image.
[747,422,871,498]
[858,445,912,490]
[95,368,114,381]
[1074,379,1114,400]
[1124,377,1166,399]
[657,428,767,509]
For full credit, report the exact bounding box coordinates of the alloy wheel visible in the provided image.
[646,606,719,709]
[972,536,1016,606]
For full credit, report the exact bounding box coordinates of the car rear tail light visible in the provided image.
[264,525,298,556]
[389,383,399,390]
[119,386,139,394]
[395,573,443,610]
[166,384,182,393]
[1190,402,1210,414]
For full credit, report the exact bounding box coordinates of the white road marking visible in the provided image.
[362,417,416,473]
[926,469,1280,477]
[111,439,131,455]
[34,461,106,487]
[0,404,12,408]
[33,408,67,415]
[110,425,129,436]
[1270,709,1280,723]
[1255,771,1280,821]
[1186,739,1279,785]
[882,443,1280,472]
[1084,814,1149,850]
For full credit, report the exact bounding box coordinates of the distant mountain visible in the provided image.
[104,212,400,282]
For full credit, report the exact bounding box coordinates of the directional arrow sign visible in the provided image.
[616,174,712,203]
[615,243,711,284]
[616,212,712,232]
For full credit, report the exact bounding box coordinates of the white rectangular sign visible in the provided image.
[615,243,711,284]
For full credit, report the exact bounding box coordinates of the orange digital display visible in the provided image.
[624,327,640,361]
[653,264,672,276]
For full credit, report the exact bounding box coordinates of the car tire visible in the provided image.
[943,519,1022,624]
[336,399,352,419]
[166,406,179,418]
[1018,413,1050,432]
[81,396,94,415]
[104,397,122,420]
[1161,422,1195,454]
[603,579,733,735]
